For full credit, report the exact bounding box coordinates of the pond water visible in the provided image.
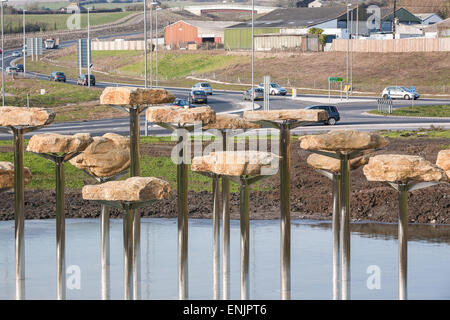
[0,218,449,300]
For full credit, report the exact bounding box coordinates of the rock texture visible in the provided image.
[82,176,171,202]
[0,162,32,189]
[0,106,55,127]
[307,153,370,173]
[27,133,93,154]
[191,151,280,176]
[363,154,447,183]
[436,149,450,177]
[146,106,216,125]
[203,114,261,130]
[243,109,328,122]
[100,87,175,106]
[69,133,130,177]
[299,130,389,151]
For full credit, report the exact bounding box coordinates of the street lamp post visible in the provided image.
[23,9,26,77]
[87,8,91,88]
[1,0,7,107]
[149,1,159,89]
[155,7,161,87]
[251,0,255,110]
[346,1,350,100]
[144,0,148,88]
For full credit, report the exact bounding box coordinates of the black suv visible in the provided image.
[16,64,24,72]
[305,105,340,125]
[77,74,95,86]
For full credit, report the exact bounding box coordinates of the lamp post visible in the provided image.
[155,7,161,87]
[87,7,91,88]
[149,1,159,89]
[346,1,350,100]
[23,9,26,77]
[251,0,255,110]
[1,0,7,107]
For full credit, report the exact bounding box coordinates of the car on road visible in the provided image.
[50,71,66,82]
[77,74,95,86]
[305,105,340,125]
[173,98,192,109]
[15,64,24,72]
[189,90,208,104]
[243,87,264,101]
[382,86,419,100]
[6,66,18,74]
[12,51,21,58]
[192,82,213,95]
[258,82,287,96]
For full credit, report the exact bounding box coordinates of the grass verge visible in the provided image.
[369,105,450,118]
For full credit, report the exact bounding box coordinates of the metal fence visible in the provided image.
[377,98,393,114]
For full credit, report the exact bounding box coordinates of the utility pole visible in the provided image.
[150,2,153,88]
[87,8,90,88]
[144,0,148,88]
[393,0,397,36]
[346,1,349,100]
[251,0,255,110]
[23,9,26,77]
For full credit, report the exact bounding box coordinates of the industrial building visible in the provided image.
[164,20,239,49]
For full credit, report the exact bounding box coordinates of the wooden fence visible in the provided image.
[332,38,450,52]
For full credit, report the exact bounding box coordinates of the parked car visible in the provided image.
[243,87,264,101]
[50,71,66,82]
[15,64,24,72]
[77,74,95,86]
[305,105,340,125]
[382,86,419,100]
[192,82,213,95]
[12,51,21,58]
[258,82,287,95]
[6,67,18,74]
[188,90,207,104]
[173,98,192,109]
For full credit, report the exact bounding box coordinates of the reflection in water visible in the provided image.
[0,218,449,300]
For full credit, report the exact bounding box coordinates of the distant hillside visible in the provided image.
[397,0,450,18]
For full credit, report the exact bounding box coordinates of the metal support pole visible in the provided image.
[55,157,66,300]
[251,0,255,111]
[123,207,134,300]
[398,185,408,300]
[1,2,5,106]
[129,107,141,176]
[332,174,341,300]
[144,0,148,88]
[280,123,291,300]
[177,133,189,300]
[101,204,110,300]
[13,130,25,300]
[87,8,90,88]
[239,179,250,300]
[346,1,349,101]
[155,8,159,87]
[212,175,220,300]
[23,10,26,77]
[221,132,230,300]
[132,209,141,300]
[340,154,351,300]
[150,3,153,88]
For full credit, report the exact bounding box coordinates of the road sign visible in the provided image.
[25,38,43,57]
[77,39,91,69]
[410,86,415,93]
[328,77,343,82]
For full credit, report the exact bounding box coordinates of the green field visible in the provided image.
[370,105,450,118]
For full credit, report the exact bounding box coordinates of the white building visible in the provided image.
[415,13,443,25]
[308,0,324,8]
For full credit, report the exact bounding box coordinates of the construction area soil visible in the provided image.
[0,137,449,224]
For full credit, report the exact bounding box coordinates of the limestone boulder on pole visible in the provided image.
[243,109,328,122]
[26,133,93,154]
[82,176,171,202]
[0,106,55,127]
[203,114,261,130]
[307,152,370,173]
[299,130,389,151]
[436,149,450,177]
[363,154,447,183]
[146,106,216,125]
[0,162,32,189]
[69,133,130,177]
[100,87,175,106]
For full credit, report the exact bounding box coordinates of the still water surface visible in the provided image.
[0,218,449,299]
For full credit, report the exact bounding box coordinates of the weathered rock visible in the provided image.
[363,154,447,183]
[82,176,171,202]
[243,109,328,122]
[191,151,280,176]
[69,133,130,177]
[146,106,216,125]
[100,87,175,106]
[0,162,32,189]
[436,149,450,177]
[0,106,55,127]
[299,130,388,151]
[307,152,370,173]
[203,114,261,130]
[26,133,93,154]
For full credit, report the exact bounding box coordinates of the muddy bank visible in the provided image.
[0,137,449,224]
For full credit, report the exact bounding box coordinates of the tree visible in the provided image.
[308,27,327,47]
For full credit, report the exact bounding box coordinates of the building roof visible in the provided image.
[227,7,349,29]
[166,20,240,31]
[380,7,422,23]
[423,18,450,32]
[414,13,439,20]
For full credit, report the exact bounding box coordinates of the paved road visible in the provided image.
[2,36,450,139]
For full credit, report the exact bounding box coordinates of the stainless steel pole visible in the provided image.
[221,132,230,300]
[150,3,153,88]
[2,3,5,106]
[212,176,220,300]
[398,184,408,300]
[123,207,134,300]
[132,209,141,300]
[155,8,158,87]
[340,154,351,300]
[101,204,110,300]
[87,8,90,88]
[346,2,349,100]
[332,174,341,300]
[350,10,353,96]
[14,130,25,300]
[23,10,26,77]
[144,0,148,88]
[280,123,291,300]
[55,158,66,300]
[240,180,250,300]
[177,133,189,300]
[251,0,254,110]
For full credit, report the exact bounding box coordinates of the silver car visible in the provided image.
[382,86,419,100]
[192,82,213,95]
[243,87,264,101]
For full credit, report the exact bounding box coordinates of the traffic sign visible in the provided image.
[25,38,43,56]
[410,86,415,93]
[77,39,91,68]
[329,77,343,82]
